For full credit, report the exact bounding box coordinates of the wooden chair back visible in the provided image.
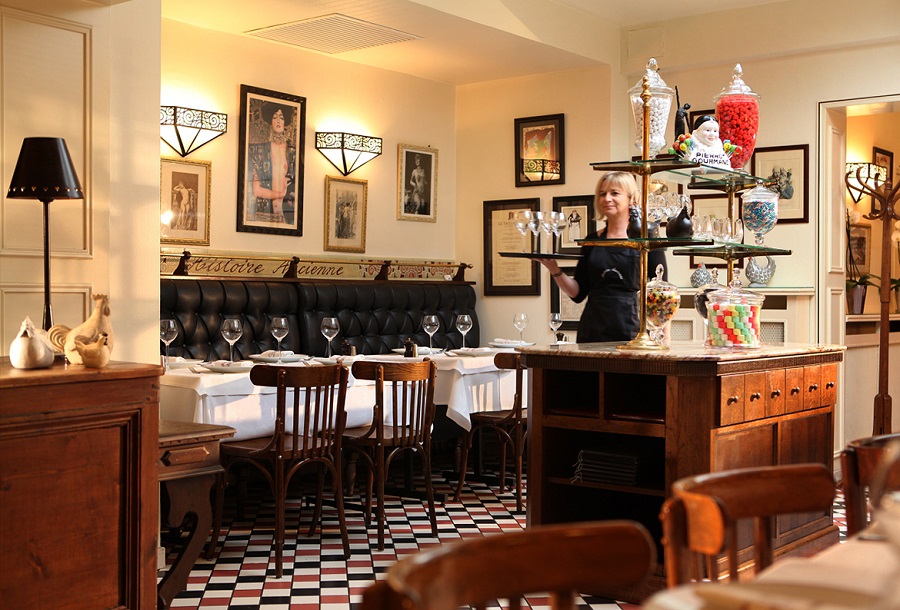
[249,363,349,460]
[841,433,900,536]
[350,359,437,449]
[492,351,524,422]
[660,463,835,587]
[361,520,655,610]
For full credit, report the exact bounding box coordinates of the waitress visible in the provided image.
[538,171,667,343]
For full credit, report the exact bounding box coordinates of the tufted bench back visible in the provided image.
[160,278,478,361]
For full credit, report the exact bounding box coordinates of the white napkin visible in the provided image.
[258,350,294,357]
[167,356,186,362]
[208,360,254,367]
[492,337,524,346]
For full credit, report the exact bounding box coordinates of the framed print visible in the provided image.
[873,146,894,189]
[324,176,367,253]
[552,195,594,254]
[848,223,872,275]
[237,84,306,236]
[751,144,809,224]
[688,108,715,132]
[398,144,438,222]
[549,267,583,331]
[515,113,565,187]
[160,157,211,246]
[689,194,743,269]
[483,198,540,296]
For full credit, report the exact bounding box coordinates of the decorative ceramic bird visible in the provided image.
[74,332,110,368]
[49,294,115,365]
[690,263,714,288]
[745,256,777,287]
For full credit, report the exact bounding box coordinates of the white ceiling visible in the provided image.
[162,0,788,85]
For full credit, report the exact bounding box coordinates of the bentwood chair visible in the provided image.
[454,351,527,511]
[660,463,835,587]
[344,359,439,550]
[360,520,655,610]
[208,364,351,577]
[841,433,900,536]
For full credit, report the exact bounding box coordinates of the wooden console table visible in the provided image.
[157,419,235,609]
[519,342,844,603]
[0,359,161,609]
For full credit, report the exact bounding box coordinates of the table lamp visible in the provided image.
[6,137,84,330]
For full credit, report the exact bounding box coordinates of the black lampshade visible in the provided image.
[7,137,84,202]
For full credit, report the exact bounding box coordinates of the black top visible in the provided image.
[572,231,667,343]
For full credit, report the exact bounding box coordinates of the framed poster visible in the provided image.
[515,114,565,187]
[873,146,894,190]
[160,157,211,246]
[750,144,809,224]
[398,144,438,222]
[689,194,743,270]
[549,267,583,331]
[688,108,715,132]
[552,194,594,254]
[236,84,306,236]
[324,176,367,253]
[848,223,872,275]
[483,198,541,296]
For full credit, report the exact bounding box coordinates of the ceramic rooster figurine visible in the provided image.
[49,293,115,365]
[75,332,110,368]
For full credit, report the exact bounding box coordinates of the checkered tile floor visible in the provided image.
[160,459,847,610]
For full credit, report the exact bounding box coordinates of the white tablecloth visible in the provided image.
[643,530,900,609]
[159,350,523,440]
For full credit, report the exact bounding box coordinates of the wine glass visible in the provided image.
[549,313,562,339]
[270,316,289,363]
[514,211,531,252]
[160,319,177,372]
[456,314,473,349]
[222,318,243,362]
[321,317,340,358]
[527,211,544,253]
[423,315,440,351]
[513,312,528,343]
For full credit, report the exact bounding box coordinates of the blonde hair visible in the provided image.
[594,171,639,219]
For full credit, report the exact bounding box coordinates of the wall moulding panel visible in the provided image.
[0,283,92,348]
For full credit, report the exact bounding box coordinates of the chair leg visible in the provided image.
[274,462,285,578]
[204,469,227,560]
[514,422,524,513]
[309,465,325,537]
[454,428,475,502]
[420,444,439,538]
[332,457,351,559]
[376,444,386,551]
[498,431,510,494]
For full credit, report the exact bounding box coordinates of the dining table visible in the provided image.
[643,525,900,609]
[158,348,526,441]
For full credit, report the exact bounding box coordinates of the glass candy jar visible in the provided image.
[693,267,724,330]
[741,182,779,246]
[714,64,759,170]
[628,58,675,159]
[706,279,765,348]
[646,264,680,345]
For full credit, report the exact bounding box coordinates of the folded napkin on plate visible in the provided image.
[208,360,253,367]
[258,350,294,357]
[492,338,525,345]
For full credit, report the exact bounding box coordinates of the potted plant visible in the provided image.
[845,208,878,314]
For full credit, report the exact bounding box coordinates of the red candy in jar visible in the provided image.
[714,64,759,171]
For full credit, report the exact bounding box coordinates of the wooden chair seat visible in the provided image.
[361,520,655,610]
[660,463,836,587]
[454,351,526,512]
[841,433,900,536]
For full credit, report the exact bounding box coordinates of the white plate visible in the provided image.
[249,354,308,363]
[390,346,433,355]
[446,347,496,357]
[165,358,204,369]
[312,355,366,366]
[199,362,255,374]
[488,341,534,348]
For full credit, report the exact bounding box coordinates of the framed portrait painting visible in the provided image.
[237,84,306,236]
[549,266,583,331]
[848,223,872,275]
[873,147,894,190]
[750,144,809,224]
[552,194,594,254]
[324,176,367,253]
[483,198,540,296]
[160,157,211,246]
[398,144,438,222]
[515,114,565,187]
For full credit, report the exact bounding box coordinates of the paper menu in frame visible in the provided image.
[483,198,540,296]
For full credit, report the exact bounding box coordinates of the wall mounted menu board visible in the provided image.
[483,198,540,295]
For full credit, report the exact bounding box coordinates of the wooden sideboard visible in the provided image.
[519,342,844,602]
[0,359,161,609]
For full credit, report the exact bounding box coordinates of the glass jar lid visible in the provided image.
[714,64,760,101]
[628,58,675,96]
[707,277,765,307]
[741,182,779,204]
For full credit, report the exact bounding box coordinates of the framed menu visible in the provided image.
[483,198,540,295]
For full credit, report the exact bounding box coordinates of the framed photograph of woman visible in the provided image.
[398,144,438,222]
[324,176,367,253]
[552,194,594,254]
[160,157,211,246]
[236,84,306,236]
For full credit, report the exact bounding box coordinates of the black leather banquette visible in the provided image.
[160,278,479,361]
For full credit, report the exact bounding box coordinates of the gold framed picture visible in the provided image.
[160,157,211,246]
[324,176,367,253]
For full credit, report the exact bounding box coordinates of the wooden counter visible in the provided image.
[0,359,162,609]
[518,341,844,602]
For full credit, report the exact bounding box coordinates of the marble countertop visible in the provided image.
[517,341,845,362]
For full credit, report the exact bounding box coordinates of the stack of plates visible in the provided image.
[571,449,644,486]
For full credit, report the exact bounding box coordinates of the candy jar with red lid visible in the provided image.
[714,64,759,171]
[646,264,679,346]
[628,58,675,159]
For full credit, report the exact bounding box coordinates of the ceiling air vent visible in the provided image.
[247,13,420,54]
